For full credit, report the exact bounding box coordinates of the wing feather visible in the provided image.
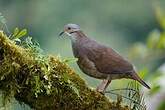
[83,39,134,74]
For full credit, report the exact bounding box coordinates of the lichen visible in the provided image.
[0,31,130,110]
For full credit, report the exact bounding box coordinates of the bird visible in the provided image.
[59,23,150,93]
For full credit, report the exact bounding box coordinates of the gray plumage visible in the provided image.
[60,23,150,93]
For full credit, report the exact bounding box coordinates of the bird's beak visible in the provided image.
[59,31,64,36]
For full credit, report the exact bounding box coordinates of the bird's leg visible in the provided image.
[96,79,111,93]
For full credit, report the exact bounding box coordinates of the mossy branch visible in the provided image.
[0,31,129,110]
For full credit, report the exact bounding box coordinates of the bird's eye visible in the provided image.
[68,27,71,30]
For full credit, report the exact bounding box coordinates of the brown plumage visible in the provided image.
[59,23,150,93]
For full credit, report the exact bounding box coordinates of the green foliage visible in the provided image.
[0,13,6,24]
[10,27,27,43]
[129,30,164,96]
[0,13,9,34]
[105,81,146,110]
[147,30,165,50]
[126,82,146,110]
[0,30,76,107]
[128,3,165,110]
[154,1,165,30]
[9,29,80,99]
[14,29,27,39]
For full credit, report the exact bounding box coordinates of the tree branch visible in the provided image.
[0,31,129,110]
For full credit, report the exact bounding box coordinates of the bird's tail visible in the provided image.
[131,72,150,89]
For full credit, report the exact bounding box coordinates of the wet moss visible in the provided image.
[0,31,130,110]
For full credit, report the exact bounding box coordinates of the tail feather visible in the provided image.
[131,72,150,89]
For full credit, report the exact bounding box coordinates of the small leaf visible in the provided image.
[16,29,27,38]
[12,27,19,38]
[13,38,21,43]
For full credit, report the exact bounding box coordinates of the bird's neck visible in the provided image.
[69,31,87,43]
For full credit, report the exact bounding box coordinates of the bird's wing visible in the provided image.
[83,40,134,74]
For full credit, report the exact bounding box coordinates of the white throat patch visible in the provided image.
[68,32,78,43]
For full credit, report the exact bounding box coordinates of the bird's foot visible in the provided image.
[96,87,105,94]
[96,79,111,94]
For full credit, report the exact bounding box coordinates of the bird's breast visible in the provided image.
[77,56,108,79]
[71,41,107,79]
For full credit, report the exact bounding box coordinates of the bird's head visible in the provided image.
[59,23,81,36]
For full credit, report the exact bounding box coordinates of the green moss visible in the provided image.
[0,31,130,110]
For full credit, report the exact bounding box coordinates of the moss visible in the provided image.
[0,31,130,110]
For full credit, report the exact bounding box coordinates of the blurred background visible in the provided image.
[0,0,165,110]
